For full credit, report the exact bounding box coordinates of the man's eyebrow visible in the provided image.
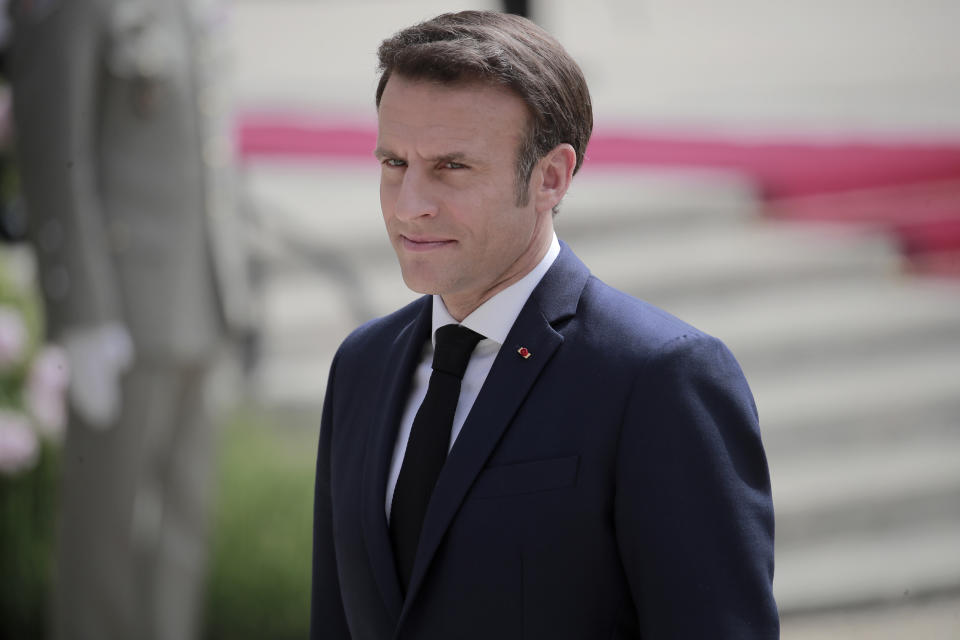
[372,148,472,163]
[431,152,470,164]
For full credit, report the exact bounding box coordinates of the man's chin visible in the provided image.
[399,269,444,296]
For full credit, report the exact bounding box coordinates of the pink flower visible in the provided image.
[0,410,39,475]
[0,305,27,369]
[25,345,70,439]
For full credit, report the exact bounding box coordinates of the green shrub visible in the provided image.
[204,408,319,640]
[0,444,58,640]
[0,246,61,640]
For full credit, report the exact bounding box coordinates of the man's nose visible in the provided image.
[393,167,438,221]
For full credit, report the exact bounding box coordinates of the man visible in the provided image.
[10,1,251,638]
[312,10,778,639]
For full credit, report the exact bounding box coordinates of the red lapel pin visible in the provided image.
[517,347,531,359]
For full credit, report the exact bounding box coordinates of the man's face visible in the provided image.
[376,75,554,320]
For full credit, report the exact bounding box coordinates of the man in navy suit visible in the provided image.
[311,11,778,639]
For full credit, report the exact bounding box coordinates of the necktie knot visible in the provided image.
[432,324,484,379]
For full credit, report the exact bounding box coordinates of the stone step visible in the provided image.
[771,431,960,546]
[261,269,375,337]
[244,164,384,246]
[260,259,413,339]
[750,340,960,435]
[774,519,960,614]
[559,168,760,232]
[568,222,903,304]
[779,593,960,640]
[253,347,335,408]
[668,278,960,371]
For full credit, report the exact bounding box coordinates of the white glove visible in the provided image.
[62,323,134,429]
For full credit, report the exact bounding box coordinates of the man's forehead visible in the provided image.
[376,76,528,152]
[379,74,528,119]
[376,113,484,147]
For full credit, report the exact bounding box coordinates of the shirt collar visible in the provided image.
[432,232,561,346]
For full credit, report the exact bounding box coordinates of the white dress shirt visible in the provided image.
[385,233,561,518]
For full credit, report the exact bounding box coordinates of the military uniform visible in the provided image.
[10,0,251,637]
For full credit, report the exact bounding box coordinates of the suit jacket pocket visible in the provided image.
[471,455,579,499]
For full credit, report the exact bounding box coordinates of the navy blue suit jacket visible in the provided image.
[311,244,778,639]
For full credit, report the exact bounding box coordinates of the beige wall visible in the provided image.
[231,0,960,136]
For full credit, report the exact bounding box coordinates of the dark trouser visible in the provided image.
[53,361,214,640]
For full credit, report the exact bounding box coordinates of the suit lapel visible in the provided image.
[397,244,591,625]
[360,296,432,623]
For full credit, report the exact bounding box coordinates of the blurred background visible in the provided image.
[1,0,959,638]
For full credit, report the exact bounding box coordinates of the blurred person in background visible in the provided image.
[311,10,777,640]
[0,0,23,243]
[8,0,253,638]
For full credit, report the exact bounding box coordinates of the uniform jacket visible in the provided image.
[10,0,250,359]
[311,244,779,639]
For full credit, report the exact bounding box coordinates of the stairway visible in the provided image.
[246,163,960,616]
[557,171,960,615]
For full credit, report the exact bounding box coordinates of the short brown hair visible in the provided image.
[375,11,593,206]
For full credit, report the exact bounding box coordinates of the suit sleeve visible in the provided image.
[614,334,779,638]
[310,351,352,639]
[11,0,123,334]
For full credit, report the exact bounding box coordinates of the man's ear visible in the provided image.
[533,143,577,214]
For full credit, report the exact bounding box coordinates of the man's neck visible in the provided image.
[435,233,561,336]
[441,231,556,321]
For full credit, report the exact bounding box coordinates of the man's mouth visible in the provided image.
[400,235,456,251]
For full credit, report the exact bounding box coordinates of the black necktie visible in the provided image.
[390,324,484,591]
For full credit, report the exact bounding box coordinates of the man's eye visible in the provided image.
[384,158,406,168]
[444,161,466,169]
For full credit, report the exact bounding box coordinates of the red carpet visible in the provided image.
[237,111,960,277]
